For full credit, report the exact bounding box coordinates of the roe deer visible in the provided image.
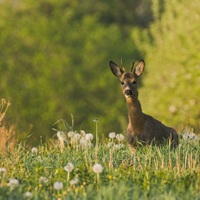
[109,60,179,150]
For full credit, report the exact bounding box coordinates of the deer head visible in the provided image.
[109,60,145,99]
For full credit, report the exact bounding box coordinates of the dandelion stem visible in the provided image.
[94,118,98,163]
[96,173,100,184]
[67,171,70,181]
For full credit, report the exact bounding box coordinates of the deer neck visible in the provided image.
[126,97,144,134]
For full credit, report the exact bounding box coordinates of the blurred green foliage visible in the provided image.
[0,0,199,144]
[133,0,200,130]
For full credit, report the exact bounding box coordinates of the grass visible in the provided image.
[0,127,200,200]
[0,102,200,199]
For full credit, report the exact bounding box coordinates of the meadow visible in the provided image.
[0,119,200,200]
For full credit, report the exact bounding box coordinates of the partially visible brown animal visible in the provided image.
[109,60,179,151]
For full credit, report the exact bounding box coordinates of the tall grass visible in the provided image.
[0,99,15,152]
[0,126,199,200]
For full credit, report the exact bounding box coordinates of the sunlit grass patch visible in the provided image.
[0,124,199,199]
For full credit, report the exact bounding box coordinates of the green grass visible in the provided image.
[0,131,200,200]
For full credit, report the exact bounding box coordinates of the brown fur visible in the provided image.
[109,60,179,150]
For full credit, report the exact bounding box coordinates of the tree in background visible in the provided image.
[1,0,150,143]
[133,0,200,130]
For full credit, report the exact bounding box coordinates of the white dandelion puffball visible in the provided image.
[80,137,88,148]
[93,163,103,173]
[31,147,38,154]
[116,134,125,141]
[85,133,93,141]
[107,142,114,148]
[53,181,63,190]
[93,118,98,123]
[72,133,81,142]
[0,167,7,173]
[182,131,199,141]
[8,178,19,187]
[80,130,86,136]
[68,131,75,138]
[64,163,74,172]
[70,177,78,185]
[24,192,33,198]
[39,176,49,184]
[57,131,66,140]
[109,132,116,139]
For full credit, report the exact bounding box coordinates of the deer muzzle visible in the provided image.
[124,89,133,96]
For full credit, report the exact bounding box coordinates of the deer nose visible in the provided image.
[125,89,133,96]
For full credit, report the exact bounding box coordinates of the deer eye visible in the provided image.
[120,81,124,86]
[132,80,137,85]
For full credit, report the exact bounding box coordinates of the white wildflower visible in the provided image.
[80,137,88,148]
[107,142,114,148]
[31,147,38,154]
[64,163,74,172]
[71,133,81,143]
[182,131,199,141]
[68,131,75,138]
[92,163,103,173]
[8,178,19,187]
[93,118,98,123]
[116,134,125,141]
[80,130,86,136]
[53,181,63,190]
[0,167,6,173]
[57,131,66,140]
[85,133,93,141]
[24,191,32,198]
[109,132,116,139]
[70,177,78,185]
[39,176,49,184]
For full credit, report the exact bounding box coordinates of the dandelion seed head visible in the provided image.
[31,147,38,154]
[71,133,81,143]
[80,137,88,148]
[8,178,19,187]
[64,163,74,172]
[68,131,75,138]
[70,177,78,185]
[80,130,86,136]
[107,142,114,148]
[116,134,124,141]
[53,181,63,190]
[57,131,66,140]
[24,191,33,198]
[0,167,7,173]
[109,132,116,139]
[39,176,49,183]
[182,131,199,141]
[85,133,93,141]
[93,118,98,123]
[92,163,103,173]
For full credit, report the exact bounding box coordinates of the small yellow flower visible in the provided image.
[107,175,112,180]
[83,181,86,185]
[75,187,79,193]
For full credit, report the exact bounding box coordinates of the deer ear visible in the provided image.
[109,61,125,77]
[134,60,145,77]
